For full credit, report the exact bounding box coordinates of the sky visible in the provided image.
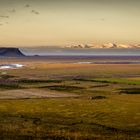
[0,0,140,47]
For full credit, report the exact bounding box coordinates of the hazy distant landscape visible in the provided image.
[21,47,140,56]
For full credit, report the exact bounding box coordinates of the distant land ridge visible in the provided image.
[0,47,25,57]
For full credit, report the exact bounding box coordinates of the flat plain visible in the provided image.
[0,57,140,139]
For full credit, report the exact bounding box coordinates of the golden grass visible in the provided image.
[0,95,140,139]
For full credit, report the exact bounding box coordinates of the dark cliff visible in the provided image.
[0,48,25,57]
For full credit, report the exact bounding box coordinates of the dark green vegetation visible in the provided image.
[74,78,140,85]
[18,79,62,84]
[40,85,84,92]
[0,74,16,79]
[0,62,140,139]
[120,88,140,94]
[0,83,22,90]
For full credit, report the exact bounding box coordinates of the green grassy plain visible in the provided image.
[0,59,140,139]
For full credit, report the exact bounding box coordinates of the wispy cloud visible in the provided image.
[100,18,105,21]
[25,4,40,15]
[0,15,9,18]
[0,3,40,27]
[31,10,40,15]
[25,4,30,8]
[7,9,16,13]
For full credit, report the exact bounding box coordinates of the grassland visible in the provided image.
[0,58,140,139]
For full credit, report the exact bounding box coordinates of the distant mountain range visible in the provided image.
[0,48,25,57]
[64,43,140,49]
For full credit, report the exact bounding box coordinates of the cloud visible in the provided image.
[0,15,9,18]
[25,4,30,8]
[25,4,40,15]
[8,9,16,13]
[100,18,105,21]
[31,10,40,15]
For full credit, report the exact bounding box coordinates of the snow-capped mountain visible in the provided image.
[64,43,140,49]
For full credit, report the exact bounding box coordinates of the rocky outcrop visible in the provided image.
[0,48,25,57]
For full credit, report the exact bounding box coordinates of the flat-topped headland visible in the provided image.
[0,47,25,57]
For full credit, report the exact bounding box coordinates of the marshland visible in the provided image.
[0,57,140,139]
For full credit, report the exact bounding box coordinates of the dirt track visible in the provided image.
[0,89,79,99]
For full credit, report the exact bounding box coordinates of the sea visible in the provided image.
[21,48,140,56]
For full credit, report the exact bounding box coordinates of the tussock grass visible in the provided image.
[0,98,139,139]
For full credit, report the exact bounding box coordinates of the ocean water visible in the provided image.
[0,64,24,69]
[21,48,140,56]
